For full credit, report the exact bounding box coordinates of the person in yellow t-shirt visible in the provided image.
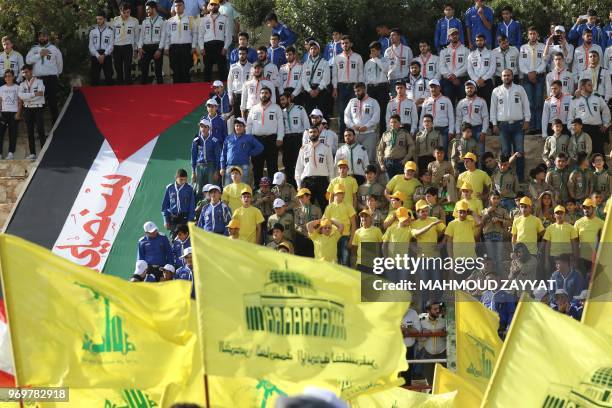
[307,218,344,262]
[411,199,445,258]
[511,196,545,256]
[352,209,383,272]
[382,206,413,282]
[227,218,240,240]
[222,166,250,212]
[385,160,421,211]
[543,205,579,272]
[574,198,604,271]
[323,183,357,266]
[445,200,478,259]
[383,191,415,230]
[457,152,492,198]
[232,187,264,244]
[452,182,483,220]
[327,159,359,209]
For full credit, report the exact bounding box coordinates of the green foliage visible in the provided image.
[232,0,275,30]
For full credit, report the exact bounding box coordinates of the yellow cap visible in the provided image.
[319,218,332,228]
[396,207,410,222]
[229,166,243,175]
[582,198,595,207]
[460,182,473,191]
[333,184,345,194]
[296,187,312,197]
[404,161,417,171]
[277,241,294,252]
[359,209,373,217]
[456,200,470,211]
[227,218,240,229]
[415,199,429,211]
[337,159,349,167]
[208,0,220,4]
[240,186,253,195]
[390,191,406,202]
[462,152,477,162]
[519,196,532,206]
[554,205,566,213]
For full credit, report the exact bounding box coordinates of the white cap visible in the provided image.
[574,289,588,300]
[143,221,158,233]
[199,118,211,127]
[533,287,548,301]
[272,171,286,185]
[234,117,246,125]
[554,288,569,297]
[206,98,218,106]
[202,183,212,193]
[208,184,221,192]
[180,247,193,258]
[310,108,323,117]
[321,118,328,124]
[134,260,148,276]
[554,25,565,33]
[428,79,441,87]
[273,198,286,208]
[212,80,224,87]
[162,264,176,273]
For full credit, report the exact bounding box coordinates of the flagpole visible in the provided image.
[204,374,211,407]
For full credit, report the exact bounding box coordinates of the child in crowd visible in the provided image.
[542,119,570,168]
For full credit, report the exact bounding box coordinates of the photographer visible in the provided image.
[543,26,574,72]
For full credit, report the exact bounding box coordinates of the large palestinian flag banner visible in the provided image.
[5,84,211,279]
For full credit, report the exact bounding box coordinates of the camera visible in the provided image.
[552,35,561,45]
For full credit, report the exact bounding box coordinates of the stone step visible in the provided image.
[0,203,13,230]
[0,160,34,178]
[0,177,27,204]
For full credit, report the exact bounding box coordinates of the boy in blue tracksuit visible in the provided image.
[220,117,264,185]
[172,224,191,268]
[265,12,297,47]
[191,118,222,198]
[207,81,232,120]
[464,0,494,49]
[229,32,258,64]
[495,5,522,47]
[197,184,232,234]
[568,9,606,48]
[323,32,343,63]
[267,34,287,69]
[137,221,174,269]
[201,99,228,142]
[434,3,465,52]
[161,169,196,234]
[175,247,195,299]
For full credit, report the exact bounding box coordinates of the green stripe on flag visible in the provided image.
[103,105,203,278]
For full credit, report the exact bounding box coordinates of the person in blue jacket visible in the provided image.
[323,31,343,63]
[207,80,232,120]
[191,118,222,199]
[265,12,297,48]
[229,32,258,64]
[603,11,612,48]
[201,98,228,142]
[172,223,191,267]
[568,9,607,48]
[219,117,264,185]
[549,254,585,300]
[376,23,408,54]
[175,247,195,298]
[161,169,196,234]
[434,3,465,52]
[465,0,494,49]
[267,33,287,69]
[197,184,232,234]
[137,221,174,272]
[495,6,522,47]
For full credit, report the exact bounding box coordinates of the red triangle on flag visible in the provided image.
[81,83,212,162]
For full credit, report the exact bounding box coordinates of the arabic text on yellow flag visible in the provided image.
[432,363,482,407]
[582,205,612,337]
[0,234,200,394]
[351,386,456,408]
[189,225,409,396]
[481,299,612,407]
[455,291,502,391]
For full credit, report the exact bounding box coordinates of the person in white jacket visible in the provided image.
[343,82,380,162]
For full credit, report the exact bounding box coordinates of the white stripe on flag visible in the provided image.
[0,320,14,375]
[52,138,157,271]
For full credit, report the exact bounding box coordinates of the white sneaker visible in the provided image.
[6,152,13,160]
[26,154,36,160]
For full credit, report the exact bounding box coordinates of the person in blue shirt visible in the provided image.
[155,0,172,18]
[265,12,297,48]
[376,23,408,54]
[201,98,228,142]
[172,224,191,267]
[301,37,316,63]
[465,0,494,49]
[480,276,517,339]
[175,247,195,298]
[267,33,287,69]
[549,254,585,299]
[323,31,343,63]
[197,184,232,234]
[434,3,465,53]
[568,9,607,48]
[220,117,264,185]
[137,221,174,270]
[208,81,232,120]
[603,11,612,48]
[229,32,258,64]
[495,6,522,47]
[161,169,196,234]
[191,118,222,200]
[129,260,149,282]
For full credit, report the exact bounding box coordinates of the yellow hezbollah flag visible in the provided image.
[582,203,612,337]
[189,225,409,397]
[455,291,502,391]
[481,299,612,407]
[351,386,456,407]
[0,234,200,394]
[432,364,482,407]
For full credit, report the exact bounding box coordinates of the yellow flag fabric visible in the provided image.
[455,291,502,391]
[0,234,201,399]
[189,225,409,398]
[582,207,612,337]
[432,364,482,408]
[351,386,456,407]
[481,300,612,407]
